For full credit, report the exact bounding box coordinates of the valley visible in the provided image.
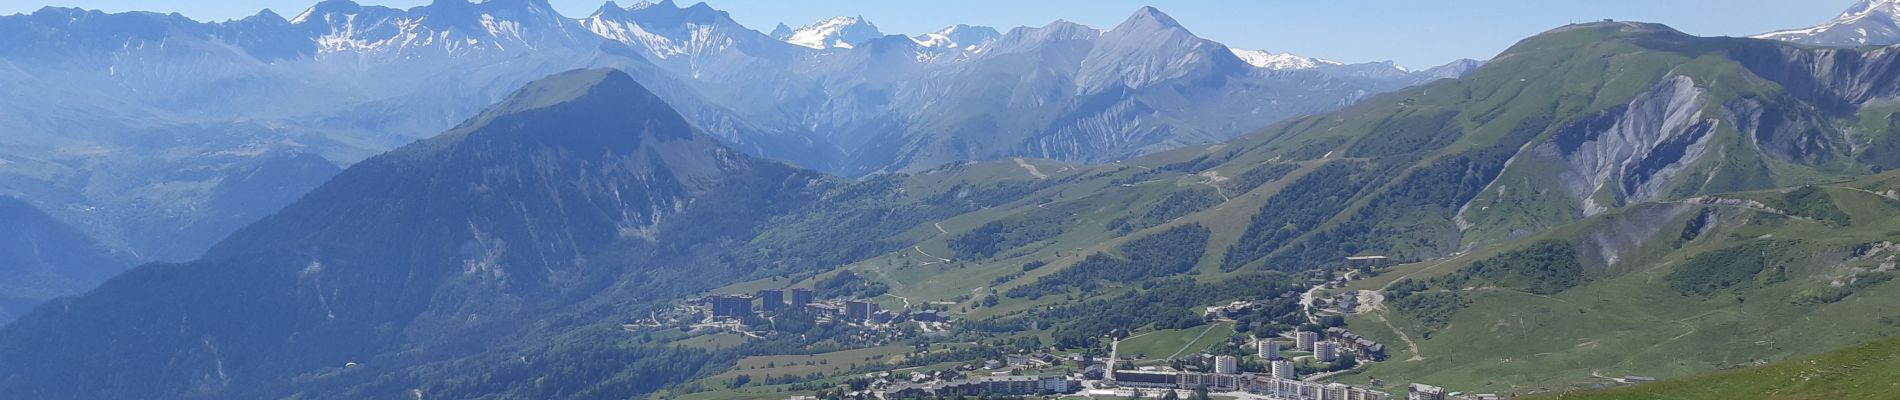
[4,1,1900,400]
[0,0,1462,266]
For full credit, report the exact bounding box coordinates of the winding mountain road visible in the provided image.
[1014,158,1049,179]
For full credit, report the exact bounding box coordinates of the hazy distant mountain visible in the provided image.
[16,19,1900,399]
[911,24,1001,52]
[0,69,828,398]
[0,66,1070,399]
[775,15,884,49]
[0,197,125,323]
[0,0,1467,268]
[1756,0,1900,46]
[1230,48,1341,70]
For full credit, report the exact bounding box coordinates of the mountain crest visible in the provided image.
[249,8,289,24]
[1230,48,1341,70]
[458,68,695,144]
[290,0,367,24]
[286,0,588,55]
[1078,6,1245,93]
[912,24,1001,51]
[493,68,644,111]
[778,15,883,49]
[1845,0,1900,18]
[1121,6,1184,31]
[1756,0,1900,46]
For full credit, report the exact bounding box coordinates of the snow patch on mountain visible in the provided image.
[580,0,766,64]
[1756,0,1900,46]
[582,8,687,58]
[911,24,1001,52]
[291,0,580,56]
[778,16,882,49]
[1229,49,1341,70]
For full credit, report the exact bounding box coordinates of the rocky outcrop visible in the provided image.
[1727,44,1900,109]
[1542,76,1720,215]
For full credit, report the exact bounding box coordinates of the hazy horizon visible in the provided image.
[0,0,1852,67]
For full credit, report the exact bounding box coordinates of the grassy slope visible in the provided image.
[1117,323,1238,362]
[1526,334,1900,400]
[1337,177,1900,395]
[707,345,912,381]
[683,22,1900,395]
[817,21,1896,324]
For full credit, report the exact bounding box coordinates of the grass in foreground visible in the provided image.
[1527,334,1900,400]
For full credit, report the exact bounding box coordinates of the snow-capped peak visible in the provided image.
[290,0,363,25]
[1755,0,1900,46]
[1229,48,1341,70]
[777,16,882,49]
[1842,0,1900,19]
[910,24,1001,52]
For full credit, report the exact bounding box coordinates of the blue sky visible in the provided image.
[2,0,1851,67]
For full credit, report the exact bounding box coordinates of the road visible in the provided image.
[1165,324,1221,360]
[1300,283,1325,324]
[912,245,951,265]
[1302,366,1361,382]
[1379,252,1473,291]
[1381,312,1426,362]
[1608,309,1742,370]
[1014,158,1049,179]
[1198,171,1233,202]
[1107,330,1157,381]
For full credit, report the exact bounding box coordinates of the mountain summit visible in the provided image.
[0,68,810,398]
[1124,6,1184,30]
[1229,48,1342,70]
[1075,6,1247,93]
[212,68,761,269]
[911,24,1001,51]
[1756,0,1900,46]
[777,15,884,49]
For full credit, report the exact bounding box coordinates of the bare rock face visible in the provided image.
[1757,0,1900,47]
[1540,76,1719,216]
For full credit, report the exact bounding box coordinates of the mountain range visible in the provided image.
[0,69,844,398]
[14,1,1900,399]
[0,0,1472,272]
[10,15,1900,398]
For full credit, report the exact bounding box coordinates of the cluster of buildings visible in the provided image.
[807,299,890,323]
[1281,328,1383,363]
[1204,300,1264,321]
[1405,383,1502,400]
[704,288,910,324]
[1315,342,1341,362]
[1214,355,1239,375]
[706,288,815,317]
[1408,384,1447,400]
[708,294,756,317]
[879,375,1078,398]
[1112,370,1389,400]
[1321,291,1360,314]
[1322,327,1387,361]
[1259,339,1282,360]
[1344,256,1394,270]
[871,352,1109,398]
[1201,291,1300,321]
[1271,359,1297,380]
